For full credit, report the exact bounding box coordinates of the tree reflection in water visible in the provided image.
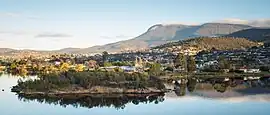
[17,93,165,109]
[174,77,270,96]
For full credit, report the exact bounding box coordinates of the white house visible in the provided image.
[120,66,136,72]
[247,69,261,73]
[239,68,261,73]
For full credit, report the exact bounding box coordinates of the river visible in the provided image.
[1,74,270,115]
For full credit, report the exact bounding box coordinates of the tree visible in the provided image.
[60,62,70,72]
[102,51,109,66]
[75,64,84,72]
[187,56,196,72]
[149,63,161,76]
[10,62,17,70]
[218,56,231,70]
[173,53,186,69]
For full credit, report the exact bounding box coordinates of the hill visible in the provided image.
[226,28,270,43]
[153,37,262,54]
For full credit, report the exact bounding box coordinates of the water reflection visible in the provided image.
[17,93,165,109]
[9,75,270,110]
[173,77,270,96]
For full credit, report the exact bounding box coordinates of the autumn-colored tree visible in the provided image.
[88,60,97,68]
[75,64,84,72]
[60,62,70,72]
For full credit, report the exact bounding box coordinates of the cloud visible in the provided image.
[215,18,249,24]
[35,33,72,38]
[0,12,41,20]
[214,18,270,27]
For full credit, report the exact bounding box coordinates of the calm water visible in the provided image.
[1,74,270,115]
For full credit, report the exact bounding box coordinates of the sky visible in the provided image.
[0,0,270,50]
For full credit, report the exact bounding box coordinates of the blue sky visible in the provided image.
[0,0,270,50]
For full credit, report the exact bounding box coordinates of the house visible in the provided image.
[239,68,247,73]
[238,68,261,73]
[120,66,136,72]
[247,69,261,73]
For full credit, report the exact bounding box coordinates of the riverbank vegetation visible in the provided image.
[12,71,166,94]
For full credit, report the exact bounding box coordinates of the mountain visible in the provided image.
[76,23,252,53]
[132,23,251,45]
[226,28,270,43]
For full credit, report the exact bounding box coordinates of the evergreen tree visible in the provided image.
[149,63,161,76]
[102,51,109,66]
[218,56,231,69]
[187,56,196,72]
[173,53,186,69]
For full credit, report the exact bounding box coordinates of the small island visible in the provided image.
[11,71,166,95]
